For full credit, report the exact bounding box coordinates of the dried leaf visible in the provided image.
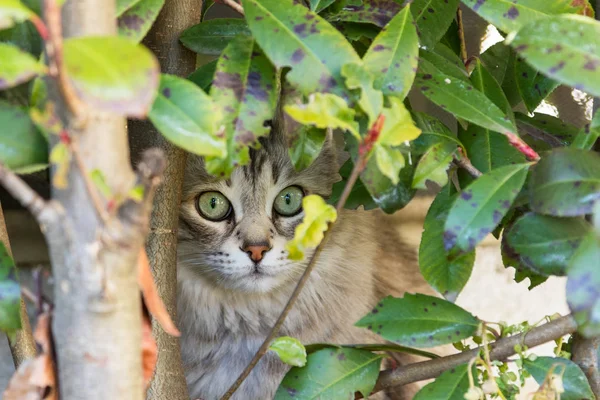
[141,311,157,387]
[138,249,180,337]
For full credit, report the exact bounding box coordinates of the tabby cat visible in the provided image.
[177,109,438,399]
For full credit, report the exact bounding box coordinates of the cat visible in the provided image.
[176,111,438,400]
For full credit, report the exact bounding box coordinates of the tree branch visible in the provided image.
[217,0,244,15]
[453,147,483,178]
[358,315,577,397]
[220,116,385,400]
[571,334,600,398]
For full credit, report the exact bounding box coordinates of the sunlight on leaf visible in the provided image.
[379,97,421,146]
[341,62,382,124]
[49,142,70,189]
[0,43,46,90]
[373,144,404,185]
[0,0,32,30]
[269,337,307,367]
[286,195,337,261]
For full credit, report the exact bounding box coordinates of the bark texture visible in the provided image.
[128,1,202,399]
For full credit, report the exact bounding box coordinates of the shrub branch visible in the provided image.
[571,334,600,398]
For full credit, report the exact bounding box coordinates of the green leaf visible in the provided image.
[418,48,469,82]
[514,56,559,113]
[63,36,159,117]
[0,0,32,30]
[206,35,277,176]
[0,42,46,90]
[148,74,226,158]
[516,112,578,151]
[289,126,326,171]
[90,169,113,198]
[243,0,359,96]
[179,19,250,56]
[118,0,164,43]
[524,356,595,400]
[412,140,455,189]
[471,58,515,125]
[481,42,511,85]
[530,148,600,217]
[378,97,421,145]
[414,363,473,400]
[410,0,460,48]
[269,336,307,367]
[341,62,383,124]
[286,195,337,261]
[329,158,378,211]
[419,189,475,302]
[567,232,600,337]
[373,144,405,185]
[411,112,463,154]
[362,5,418,100]
[284,93,359,138]
[503,212,591,276]
[508,14,600,97]
[309,0,335,13]
[0,101,47,170]
[324,0,402,27]
[444,163,530,255]
[462,0,574,33]
[572,109,600,150]
[416,72,517,135]
[355,293,480,348]
[0,242,20,333]
[116,0,142,16]
[187,59,218,92]
[274,348,382,399]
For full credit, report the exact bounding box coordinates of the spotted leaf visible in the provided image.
[0,242,21,333]
[444,163,530,255]
[309,0,335,13]
[274,347,382,399]
[187,60,218,92]
[411,0,460,48]
[411,111,463,155]
[118,0,164,43]
[0,43,46,90]
[514,56,559,113]
[529,148,600,216]
[289,126,326,171]
[324,0,402,28]
[341,62,383,124]
[286,195,337,261]
[412,140,455,190]
[355,293,480,348]
[418,47,469,82]
[362,5,419,100]
[269,336,307,367]
[179,19,251,56]
[206,35,277,177]
[508,14,600,97]
[571,108,600,150]
[516,112,578,151]
[462,0,575,34]
[414,363,474,400]
[243,0,360,97]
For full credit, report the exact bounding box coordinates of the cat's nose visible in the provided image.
[241,243,271,263]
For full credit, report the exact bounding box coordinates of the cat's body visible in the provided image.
[177,117,436,399]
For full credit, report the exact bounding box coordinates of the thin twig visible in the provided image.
[457,7,468,65]
[571,334,600,398]
[217,0,244,15]
[43,0,86,117]
[220,116,385,400]
[357,315,577,397]
[453,147,483,178]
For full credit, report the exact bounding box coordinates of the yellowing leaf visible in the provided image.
[286,195,337,261]
[341,62,383,124]
[379,97,421,146]
[49,143,70,189]
[284,93,359,139]
[373,144,405,185]
[269,336,307,367]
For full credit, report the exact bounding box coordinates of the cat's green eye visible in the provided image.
[197,191,232,221]
[274,186,304,217]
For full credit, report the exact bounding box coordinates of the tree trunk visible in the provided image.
[128,1,202,399]
[47,1,143,398]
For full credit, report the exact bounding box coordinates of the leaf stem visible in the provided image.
[453,147,483,178]
[220,118,381,400]
[457,7,468,65]
[505,132,540,161]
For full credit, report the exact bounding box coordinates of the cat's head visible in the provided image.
[178,119,340,294]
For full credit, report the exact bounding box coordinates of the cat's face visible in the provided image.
[178,129,339,293]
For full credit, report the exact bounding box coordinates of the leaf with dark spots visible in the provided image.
[514,58,559,113]
[516,112,578,151]
[244,0,359,97]
[0,100,47,172]
[509,14,600,96]
[571,108,600,150]
[116,0,142,16]
[63,36,159,117]
[148,74,226,158]
[414,363,474,400]
[187,59,218,92]
[180,19,251,56]
[0,43,46,90]
[418,47,469,82]
[420,189,475,302]
[362,6,418,100]
[274,347,382,399]
[324,0,402,27]
[0,241,21,333]
[410,0,460,48]
[118,0,164,43]
[206,35,277,176]
[481,42,511,85]
[530,147,600,216]
[501,225,548,290]
[356,294,480,348]
[504,212,590,277]
[444,163,530,255]
[309,0,336,13]
[463,0,575,33]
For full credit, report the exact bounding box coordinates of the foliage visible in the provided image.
[1,0,600,398]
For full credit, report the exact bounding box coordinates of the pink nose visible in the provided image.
[242,244,271,263]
